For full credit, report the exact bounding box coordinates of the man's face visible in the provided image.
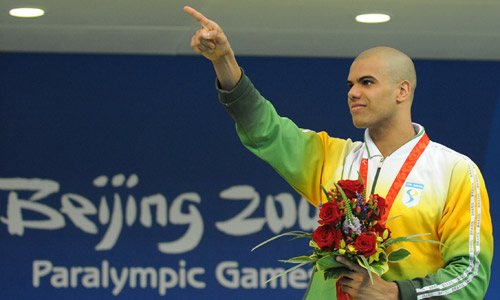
[346,56,399,129]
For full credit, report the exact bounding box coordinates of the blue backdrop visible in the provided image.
[0,53,498,299]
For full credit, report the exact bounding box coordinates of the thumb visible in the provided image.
[202,30,228,46]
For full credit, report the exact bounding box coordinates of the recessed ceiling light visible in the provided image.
[355,13,390,24]
[9,8,45,18]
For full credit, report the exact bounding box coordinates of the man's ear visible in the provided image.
[396,80,411,103]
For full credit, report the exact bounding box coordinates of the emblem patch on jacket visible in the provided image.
[402,182,424,208]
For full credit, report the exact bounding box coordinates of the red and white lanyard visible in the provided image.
[359,133,430,222]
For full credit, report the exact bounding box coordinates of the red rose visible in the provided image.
[318,202,342,225]
[337,179,364,199]
[370,194,386,220]
[312,224,342,251]
[354,233,377,257]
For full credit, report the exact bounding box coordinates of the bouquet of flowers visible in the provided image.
[252,178,440,299]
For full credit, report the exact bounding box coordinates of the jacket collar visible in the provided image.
[363,123,426,159]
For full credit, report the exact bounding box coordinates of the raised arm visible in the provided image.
[183,6,242,90]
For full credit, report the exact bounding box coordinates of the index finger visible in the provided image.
[183,6,211,27]
[336,256,365,273]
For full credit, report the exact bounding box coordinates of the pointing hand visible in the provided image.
[184,6,233,62]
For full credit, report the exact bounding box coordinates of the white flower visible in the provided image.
[343,216,363,235]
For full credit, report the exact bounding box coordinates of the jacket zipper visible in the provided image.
[370,157,385,195]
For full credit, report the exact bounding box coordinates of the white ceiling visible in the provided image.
[1,0,500,60]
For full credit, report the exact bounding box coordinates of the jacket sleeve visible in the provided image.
[396,158,493,299]
[217,70,355,206]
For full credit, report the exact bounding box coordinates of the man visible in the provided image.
[184,6,493,299]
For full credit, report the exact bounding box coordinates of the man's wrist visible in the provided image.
[213,52,241,91]
[389,281,400,300]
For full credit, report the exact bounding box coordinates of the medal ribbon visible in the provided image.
[359,133,430,222]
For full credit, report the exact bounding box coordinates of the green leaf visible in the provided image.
[264,262,310,284]
[289,233,313,241]
[370,263,388,276]
[279,256,317,264]
[321,185,331,202]
[358,255,374,284]
[387,248,411,262]
[357,171,366,199]
[382,214,402,224]
[383,233,436,246]
[251,231,311,252]
[324,267,350,280]
[316,255,344,271]
[335,183,354,223]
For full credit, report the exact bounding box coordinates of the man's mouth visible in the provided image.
[350,103,366,112]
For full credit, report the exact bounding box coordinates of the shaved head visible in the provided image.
[354,47,417,92]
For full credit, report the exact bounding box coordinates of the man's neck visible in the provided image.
[369,122,417,158]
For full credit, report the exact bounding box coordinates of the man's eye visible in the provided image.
[362,80,373,85]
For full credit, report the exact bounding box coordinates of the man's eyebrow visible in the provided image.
[359,75,377,81]
[347,75,377,85]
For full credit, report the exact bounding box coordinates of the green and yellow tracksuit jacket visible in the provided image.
[217,71,493,299]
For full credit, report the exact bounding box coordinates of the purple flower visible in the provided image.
[343,216,363,235]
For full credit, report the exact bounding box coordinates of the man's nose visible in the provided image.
[348,85,361,100]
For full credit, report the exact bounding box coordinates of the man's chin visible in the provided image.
[352,120,368,129]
